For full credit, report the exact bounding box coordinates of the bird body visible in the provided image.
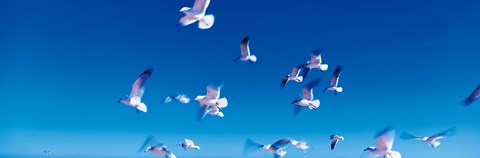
[140,136,176,158]
[243,138,309,158]
[330,135,345,150]
[399,127,456,148]
[281,65,306,88]
[179,0,215,29]
[292,79,322,116]
[119,68,152,113]
[237,36,257,63]
[164,94,191,104]
[325,66,343,95]
[363,127,401,158]
[178,139,201,150]
[196,81,228,120]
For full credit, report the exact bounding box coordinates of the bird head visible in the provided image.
[194,95,204,101]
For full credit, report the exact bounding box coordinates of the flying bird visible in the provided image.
[163,94,191,104]
[324,66,343,95]
[236,36,257,63]
[195,80,228,121]
[281,65,306,88]
[178,139,201,150]
[463,86,480,106]
[44,150,51,158]
[400,127,456,148]
[139,135,176,158]
[178,0,215,29]
[242,138,309,158]
[330,135,344,150]
[291,78,321,117]
[118,68,153,113]
[363,126,401,158]
[301,48,329,79]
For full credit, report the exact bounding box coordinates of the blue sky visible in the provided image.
[1,0,480,158]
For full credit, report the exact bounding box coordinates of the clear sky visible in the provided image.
[1,0,480,158]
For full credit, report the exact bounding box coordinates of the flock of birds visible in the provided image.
[42,0,480,158]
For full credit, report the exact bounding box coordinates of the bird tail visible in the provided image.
[249,55,257,63]
[179,7,191,12]
[319,64,328,71]
[136,103,147,113]
[199,14,215,29]
[242,139,262,155]
[216,98,228,108]
[399,131,419,140]
[309,100,320,109]
[430,141,441,148]
[388,151,401,158]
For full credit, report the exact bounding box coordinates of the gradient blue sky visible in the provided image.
[1,0,480,158]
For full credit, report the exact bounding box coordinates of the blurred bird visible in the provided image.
[243,138,309,158]
[330,135,344,150]
[291,79,321,117]
[44,150,51,158]
[281,65,306,88]
[400,127,456,148]
[324,66,343,95]
[301,48,329,79]
[163,94,191,104]
[178,139,201,150]
[463,86,480,106]
[118,68,152,113]
[178,0,215,29]
[195,80,228,121]
[236,36,257,63]
[363,126,401,158]
[139,135,176,158]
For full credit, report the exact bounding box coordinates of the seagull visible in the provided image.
[139,135,176,158]
[400,127,456,148]
[281,64,306,88]
[301,48,329,79]
[324,66,343,95]
[195,80,228,121]
[330,135,344,150]
[363,126,401,158]
[463,86,480,106]
[243,138,309,158]
[163,94,191,104]
[178,139,201,150]
[236,36,257,63]
[291,78,321,117]
[118,68,152,113]
[44,150,51,158]
[178,0,215,29]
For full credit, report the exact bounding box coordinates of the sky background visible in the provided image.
[1,0,480,158]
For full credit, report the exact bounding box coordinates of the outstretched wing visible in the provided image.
[240,36,250,56]
[375,126,395,151]
[138,135,157,152]
[431,127,456,138]
[205,80,224,99]
[399,131,421,140]
[129,68,153,99]
[302,79,321,100]
[271,138,292,148]
[192,0,211,13]
[464,86,480,106]
[197,105,209,122]
[309,48,324,64]
[242,139,263,155]
[329,66,342,87]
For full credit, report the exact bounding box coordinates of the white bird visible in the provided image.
[118,68,152,113]
[301,48,329,79]
[139,136,176,158]
[325,66,343,95]
[363,126,401,158]
[330,135,345,150]
[400,127,456,148]
[178,139,201,150]
[281,64,306,88]
[236,36,257,63]
[195,80,228,121]
[291,78,321,117]
[464,86,480,106]
[243,138,309,158]
[163,94,191,104]
[178,0,215,29]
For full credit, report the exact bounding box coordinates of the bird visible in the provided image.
[236,36,257,63]
[243,138,309,158]
[363,126,401,158]
[400,127,456,148]
[44,150,51,158]
[281,64,306,88]
[324,66,343,95]
[178,0,215,29]
[291,78,321,117]
[463,86,480,106]
[118,68,152,113]
[330,135,345,150]
[139,135,176,158]
[301,48,329,79]
[163,94,191,104]
[195,80,228,121]
[178,139,201,150]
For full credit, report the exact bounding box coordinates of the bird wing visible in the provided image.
[309,48,324,63]
[205,80,224,99]
[300,66,311,79]
[240,36,250,56]
[197,105,209,121]
[290,67,301,77]
[399,131,421,140]
[302,79,321,100]
[184,139,194,145]
[431,127,456,138]
[138,135,157,152]
[129,68,153,99]
[271,138,292,148]
[375,126,395,150]
[330,138,338,150]
[192,0,210,13]
[242,139,263,155]
[329,66,342,87]
[464,86,480,105]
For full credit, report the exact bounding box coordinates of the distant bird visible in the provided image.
[236,36,257,63]
[291,79,321,117]
[118,68,152,113]
[163,94,191,104]
[463,86,480,106]
[324,66,343,95]
[178,0,215,29]
[139,135,176,158]
[243,138,309,158]
[301,48,329,79]
[363,126,401,158]
[281,65,306,88]
[44,150,51,158]
[178,139,201,150]
[195,80,228,121]
[400,127,456,148]
[330,135,344,150]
